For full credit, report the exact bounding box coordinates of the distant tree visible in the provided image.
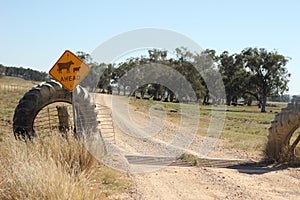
[193,49,224,105]
[218,51,249,105]
[2,65,47,81]
[97,63,114,93]
[241,48,290,112]
[175,47,207,102]
[0,64,4,78]
[114,58,139,95]
[76,51,92,63]
[268,94,290,102]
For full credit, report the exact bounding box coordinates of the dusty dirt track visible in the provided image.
[95,94,300,200]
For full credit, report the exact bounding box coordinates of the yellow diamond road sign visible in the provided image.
[49,50,90,92]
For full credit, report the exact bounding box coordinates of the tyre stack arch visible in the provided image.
[13,80,98,140]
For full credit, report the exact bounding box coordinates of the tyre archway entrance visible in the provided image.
[13,80,98,140]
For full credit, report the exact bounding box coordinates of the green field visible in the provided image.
[129,96,287,156]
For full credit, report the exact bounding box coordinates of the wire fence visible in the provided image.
[33,103,74,136]
[0,84,33,92]
[0,104,74,137]
[0,84,76,137]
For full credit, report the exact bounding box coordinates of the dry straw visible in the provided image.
[0,132,131,200]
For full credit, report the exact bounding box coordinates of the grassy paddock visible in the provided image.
[0,76,36,140]
[0,75,40,86]
[0,76,38,120]
[129,97,288,156]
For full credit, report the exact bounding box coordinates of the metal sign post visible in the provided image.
[49,50,91,135]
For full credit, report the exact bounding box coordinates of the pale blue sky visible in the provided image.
[1,0,299,94]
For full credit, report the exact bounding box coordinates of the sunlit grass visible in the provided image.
[129,96,288,156]
[0,75,39,87]
[0,90,25,120]
[0,133,132,200]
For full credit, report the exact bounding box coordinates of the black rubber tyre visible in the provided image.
[13,80,98,140]
[266,102,300,162]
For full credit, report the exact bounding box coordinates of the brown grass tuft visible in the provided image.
[0,132,132,200]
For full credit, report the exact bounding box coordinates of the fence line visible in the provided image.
[0,103,74,136]
[34,104,74,134]
[0,84,32,92]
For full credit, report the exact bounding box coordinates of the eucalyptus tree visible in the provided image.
[218,51,249,105]
[241,47,290,112]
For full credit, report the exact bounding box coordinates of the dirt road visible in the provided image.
[133,165,300,200]
[95,94,300,200]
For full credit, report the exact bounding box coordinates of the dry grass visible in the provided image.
[0,75,40,87]
[0,132,133,200]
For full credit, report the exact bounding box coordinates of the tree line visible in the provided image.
[79,47,290,113]
[0,64,48,82]
[0,47,290,113]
